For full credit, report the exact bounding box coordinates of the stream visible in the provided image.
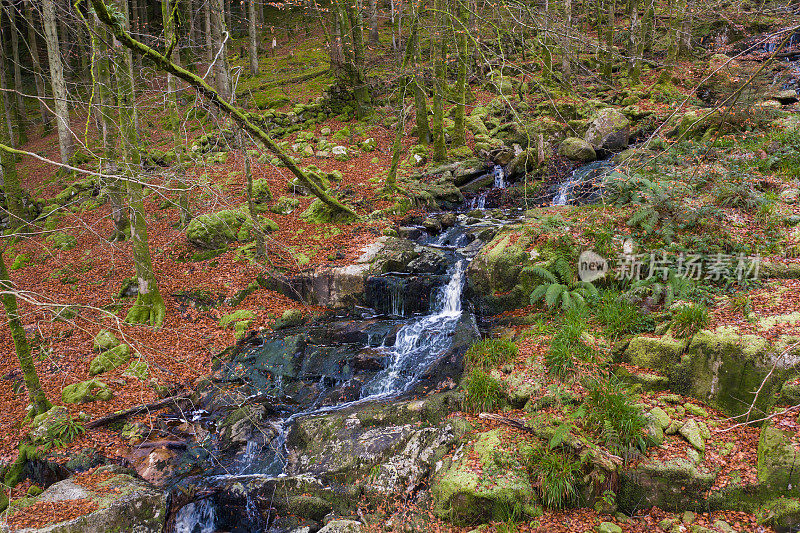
[171,157,610,532]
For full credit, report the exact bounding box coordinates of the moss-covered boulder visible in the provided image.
[619,458,716,513]
[273,309,305,330]
[558,137,596,162]
[252,178,273,203]
[28,406,73,445]
[584,107,630,151]
[668,329,793,419]
[1,465,167,533]
[219,310,255,340]
[301,199,356,224]
[757,423,800,497]
[92,329,120,352]
[431,429,537,526]
[622,336,686,372]
[270,196,301,215]
[186,209,277,249]
[62,379,113,404]
[89,344,131,375]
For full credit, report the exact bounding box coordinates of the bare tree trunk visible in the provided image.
[224,0,232,33]
[204,0,213,66]
[43,0,73,163]
[601,0,616,82]
[343,0,368,118]
[369,0,379,45]
[91,13,130,241]
[239,130,266,259]
[163,0,191,226]
[413,24,431,146]
[6,3,28,145]
[561,0,573,80]
[24,0,53,134]
[248,0,259,75]
[679,0,692,54]
[0,253,52,417]
[210,0,231,100]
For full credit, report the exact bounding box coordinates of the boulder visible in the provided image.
[318,520,362,533]
[619,458,716,513]
[679,419,705,452]
[584,108,630,151]
[558,137,596,162]
[270,196,301,215]
[431,429,537,526]
[757,423,800,497]
[668,329,795,419]
[89,344,131,376]
[92,330,120,352]
[186,209,277,249]
[771,89,798,104]
[623,336,686,371]
[62,379,113,404]
[0,466,167,533]
[29,406,73,445]
[273,309,306,330]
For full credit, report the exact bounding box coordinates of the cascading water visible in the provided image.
[551,159,617,206]
[362,260,465,397]
[173,233,474,533]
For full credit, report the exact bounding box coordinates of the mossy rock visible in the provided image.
[124,361,149,380]
[623,336,686,371]
[618,458,716,513]
[273,309,306,330]
[558,137,596,162]
[186,209,248,249]
[252,178,273,203]
[62,379,114,403]
[270,196,301,215]
[89,344,131,376]
[219,309,256,329]
[29,406,72,444]
[431,429,537,526]
[93,329,120,352]
[46,231,77,250]
[288,495,333,521]
[301,199,356,224]
[759,498,800,532]
[757,423,800,497]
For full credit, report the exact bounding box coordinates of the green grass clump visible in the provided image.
[584,376,649,462]
[463,368,505,413]
[465,338,518,370]
[523,447,581,509]
[591,291,653,339]
[546,309,593,378]
[712,181,763,210]
[669,303,710,338]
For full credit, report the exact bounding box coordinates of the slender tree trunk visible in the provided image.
[43,0,73,163]
[0,28,16,145]
[562,0,573,80]
[239,130,266,259]
[24,0,52,134]
[210,0,231,100]
[91,13,129,241]
[163,0,191,226]
[343,0,368,118]
[0,253,52,416]
[432,0,446,162]
[601,0,616,82]
[452,0,468,147]
[224,0,232,33]
[413,29,431,145]
[369,0,379,45]
[385,12,420,191]
[679,0,692,54]
[0,43,25,232]
[642,0,655,55]
[204,0,213,67]
[114,0,166,328]
[659,0,684,83]
[248,0,259,75]
[7,4,27,145]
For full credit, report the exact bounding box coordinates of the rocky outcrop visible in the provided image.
[619,458,716,513]
[1,466,167,533]
[584,108,630,151]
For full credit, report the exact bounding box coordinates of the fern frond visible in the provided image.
[529,266,557,284]
[530,284,549,304]
[545,283,566,308]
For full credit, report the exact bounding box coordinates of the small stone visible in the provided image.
[596,522,623,533]
[660,394,683,404]
[713,519,736,533]
[665,420,681,435]
[682,510,695,523]
[648,407,672,430]
[683,403,709,417]
[658,518,677,530]
[679,419,706,452]
[93,329,120,352]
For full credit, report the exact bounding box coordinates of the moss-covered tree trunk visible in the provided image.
[43,0,73,163]
[6,4,27,146]
[248,0,259,75]
[601,0,616,82]
[385,11,421,191]
[0,25,16,146]
[239,130,267,259]
[642,0,655,55]
[0,59,25,232]
[91,13,130,241]
[451,0,468,147]
[369,0,379,45]
[343,0,369,119]
[90,0,358,220]
[628,0,645,84]
[0,252,51,416]
[413,34,431,145]
[431,0,446,162]
[24,0,52,134]
[115,0,166,328]
[658,0,685,83]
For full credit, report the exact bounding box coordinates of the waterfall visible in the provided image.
[552,172,578,206]
[173,499,217,533]
[362,260,465,397]
[493,165,506,189]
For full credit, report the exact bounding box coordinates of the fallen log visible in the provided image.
[86,396,190,429]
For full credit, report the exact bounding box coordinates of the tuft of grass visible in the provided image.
[670,303,710,338]
[523,447,582,509]
[463,368,505,413]
[591,291,654,339]
[584,376,650,462]
[546,308,593,378]
[465,338,518,371]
